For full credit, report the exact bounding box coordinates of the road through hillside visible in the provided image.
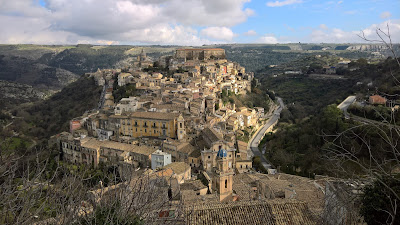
[249,97,284,170]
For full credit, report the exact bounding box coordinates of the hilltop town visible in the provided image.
[3,44,398,224]
[44,48,330,224]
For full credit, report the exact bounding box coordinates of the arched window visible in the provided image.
[225,179,228,189]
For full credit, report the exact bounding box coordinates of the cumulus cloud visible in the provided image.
[266,0,303,7]
[258,35,278,44]
[0,0,254,45]
[200,27,236,41]
[243,30,257,36]
[380,11,392,19]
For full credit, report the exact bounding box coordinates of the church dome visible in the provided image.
[217,149,227,158]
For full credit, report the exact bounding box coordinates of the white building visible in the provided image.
[115,97,139,115]
[96,129,113,141]
[151,150,172,170]
[118,73,134,86]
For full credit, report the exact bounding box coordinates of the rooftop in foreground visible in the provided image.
[184,200,317,225]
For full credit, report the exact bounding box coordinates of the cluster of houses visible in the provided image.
[52,48,270,203]
[47,48,364,224]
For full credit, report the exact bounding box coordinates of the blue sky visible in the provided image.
[233,0,400,43]
[0,0,399,45]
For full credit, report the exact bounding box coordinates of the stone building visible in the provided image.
[175,48,226,61]
[60,137,155,168]
[213,149,234,202]
[162,139,196,162]
[110,112,184,139]
[200,127,235,172]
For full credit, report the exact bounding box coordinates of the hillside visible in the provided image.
[0,81,45,110]
[213,43,399,72]
[259,57,400,177]
[9,75,102,140]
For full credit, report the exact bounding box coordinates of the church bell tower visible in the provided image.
[216,149,233,202]
[177,114,186,140]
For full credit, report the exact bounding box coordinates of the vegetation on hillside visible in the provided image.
[42,45,133,75]
[360,176,400,225]
[221,86,271,111]
[10,76,102,140]
[113,82,137,103]
[259,58,400,177]
[219,45,376,72]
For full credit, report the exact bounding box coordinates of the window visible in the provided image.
[180,123,183,128]
[219,145,222,150]
[208,156,211,159]
[225,179,227,189]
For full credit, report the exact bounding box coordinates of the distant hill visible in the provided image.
[10,75,102,140]
[39,45,133,75]
[0,80,45,110]
[0,55,79,91]
[212,43,399,72]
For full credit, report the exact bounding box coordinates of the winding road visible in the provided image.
[249,97,284,170]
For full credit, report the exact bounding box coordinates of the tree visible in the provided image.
[324,24,400,224]
[0,133,186,224]
[360,176,400,225]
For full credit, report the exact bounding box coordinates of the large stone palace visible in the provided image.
[175,48,226,61]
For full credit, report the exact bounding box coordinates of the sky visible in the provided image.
[0,0,399,45]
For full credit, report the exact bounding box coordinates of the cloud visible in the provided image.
[319,24,328,30]
[308,20,400,43]
[243,30,257,36]
[0,0,254,45]
[200,27,236,41]
[162,0,253,27]
[258,35,278,44]
[266,0,303,7]
[380,11,392,19]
